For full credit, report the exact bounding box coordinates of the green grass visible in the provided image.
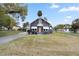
[0,31,20,37]
[0,32,79,55]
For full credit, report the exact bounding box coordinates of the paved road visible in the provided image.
[0,32,27,44]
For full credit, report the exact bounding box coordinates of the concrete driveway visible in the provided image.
[0,32,27,44]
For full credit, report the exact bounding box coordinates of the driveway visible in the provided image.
[0,32,27,44]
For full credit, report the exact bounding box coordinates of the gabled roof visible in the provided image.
[30,18,52,27]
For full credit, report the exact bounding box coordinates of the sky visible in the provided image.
[24,3,79,27]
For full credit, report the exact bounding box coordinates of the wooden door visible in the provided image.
[37,26,43,33]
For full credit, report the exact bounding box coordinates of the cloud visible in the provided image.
[50,4,60,8]
[64,19,68,22]
[65,16,72,19]
[59,6,79,12]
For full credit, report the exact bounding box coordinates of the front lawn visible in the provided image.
[0,32,79,56]
[0,31,20,37]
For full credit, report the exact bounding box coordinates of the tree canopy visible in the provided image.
[54,24,65,29]
[0,15,16,29]
[37,10,42,17]
[2,3,27,16]
[71,18,79,33]
[0,3,27,30]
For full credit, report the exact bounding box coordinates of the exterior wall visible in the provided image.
[30,18,53,34]
[30,23,52,34]
[57,29,70,32]
[64,29,70,32]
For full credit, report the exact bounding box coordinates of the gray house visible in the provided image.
[30,17,53,34]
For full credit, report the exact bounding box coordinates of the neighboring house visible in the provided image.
[55,28,70,33]
[12,26,21,31]
[55,24,71,33]
[30,17,53,34]
[1,26,8,31]
[63,28,70,32]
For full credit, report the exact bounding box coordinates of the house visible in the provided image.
[30,17,53,34]
[12,26,21,31]
[57,28,70,32]
[54,24,71,32]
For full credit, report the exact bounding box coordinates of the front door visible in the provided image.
[37,26,43,33]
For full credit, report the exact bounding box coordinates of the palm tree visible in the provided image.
[37,10,42,17]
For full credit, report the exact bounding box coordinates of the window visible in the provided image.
[44,29,48,31]
[32,29,34,31]
[32,29,37,31]
[44,29,45,31]
[35,29,36,30]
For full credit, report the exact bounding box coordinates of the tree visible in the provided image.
[64,24,71,29]
[1,3,28,22]
[55,24,65,29]
[0,6,6,16]
[0,4,28,30]
[23,22,29,31]
[37,10,42,17]
[72,18,79,33]
[0,15,16,30]
[44,17,47,21]
[54,24,65,32]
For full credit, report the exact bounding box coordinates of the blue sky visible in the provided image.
[25,3,79,27]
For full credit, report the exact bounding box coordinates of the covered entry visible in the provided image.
[37,26,43,33]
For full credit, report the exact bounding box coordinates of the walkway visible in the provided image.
[0,32,27,44]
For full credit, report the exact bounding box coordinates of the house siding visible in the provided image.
[30,18,53,34]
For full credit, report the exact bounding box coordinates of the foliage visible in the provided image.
[23,22,29,31]
[54,24,65,29]
[64,24,71,29]
[44,17,48,21]
[0,3,28,22]
[72,18,79,28]
[3,3,27,16]
[0,6,6,16]
[23,22,29,28]
[54,24,71,32]
[0,3,28,30]
[37,10,42,17]
[0,15,16,30]
[72,18,79,33]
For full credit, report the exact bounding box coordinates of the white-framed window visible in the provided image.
[44,29,48,31]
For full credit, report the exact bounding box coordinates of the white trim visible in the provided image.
[31,27,37,29]
[49,27,52,29]
[43,27,49,29]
